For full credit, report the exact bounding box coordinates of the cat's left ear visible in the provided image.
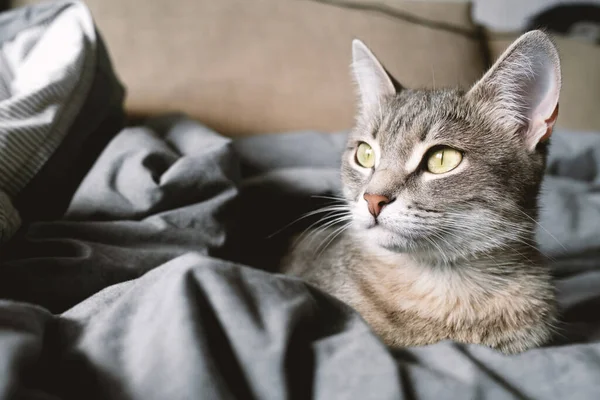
[351,39,397,115]
[467,30,561,151]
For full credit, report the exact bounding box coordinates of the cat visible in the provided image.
[281,30,561,354]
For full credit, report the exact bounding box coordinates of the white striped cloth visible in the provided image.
[0,0,97,242]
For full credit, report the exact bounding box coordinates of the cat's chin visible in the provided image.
[357,224,416,253]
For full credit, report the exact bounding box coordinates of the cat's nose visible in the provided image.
[363,193,392,218]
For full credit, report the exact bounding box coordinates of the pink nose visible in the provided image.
[363,193,391,218]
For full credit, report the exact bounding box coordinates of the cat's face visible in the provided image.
[343,32,561,258]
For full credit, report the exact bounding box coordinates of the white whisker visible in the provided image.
[295,215,352,251]
[315,222,353,257]
[267,204,349,238]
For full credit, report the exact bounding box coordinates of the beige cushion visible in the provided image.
[486,32,600,132]
[329,0,477,27]
[14,0,486,136]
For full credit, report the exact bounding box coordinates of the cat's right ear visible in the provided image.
[351,39,397,115]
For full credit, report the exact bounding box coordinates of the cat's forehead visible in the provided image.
[355,89,490,169]
[381,89,468,138]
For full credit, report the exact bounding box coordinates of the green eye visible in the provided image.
[426,147,463,174]
[356,142,375,168]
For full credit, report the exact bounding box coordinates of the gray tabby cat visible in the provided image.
[282,30,561,354]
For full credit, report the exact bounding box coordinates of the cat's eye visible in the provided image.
[355,142,375,168]
[426,147,463,174]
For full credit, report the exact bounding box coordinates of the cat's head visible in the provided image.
[342,30,561,258]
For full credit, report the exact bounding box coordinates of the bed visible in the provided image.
[2,2,600,399]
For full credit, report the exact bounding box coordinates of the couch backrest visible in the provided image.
[13,0,485,136]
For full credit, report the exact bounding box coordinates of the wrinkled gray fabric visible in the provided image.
[0,0,126,240]
[0,0,96,196]
[1,114,600,400]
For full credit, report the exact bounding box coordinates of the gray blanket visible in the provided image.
[2,113,600,400]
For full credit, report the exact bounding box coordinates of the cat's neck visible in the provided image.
[346,232,546,319]
[350,228,543,285]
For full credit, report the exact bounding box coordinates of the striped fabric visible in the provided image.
[0,0,97,242]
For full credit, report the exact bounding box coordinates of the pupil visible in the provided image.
[436,152,443,164]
